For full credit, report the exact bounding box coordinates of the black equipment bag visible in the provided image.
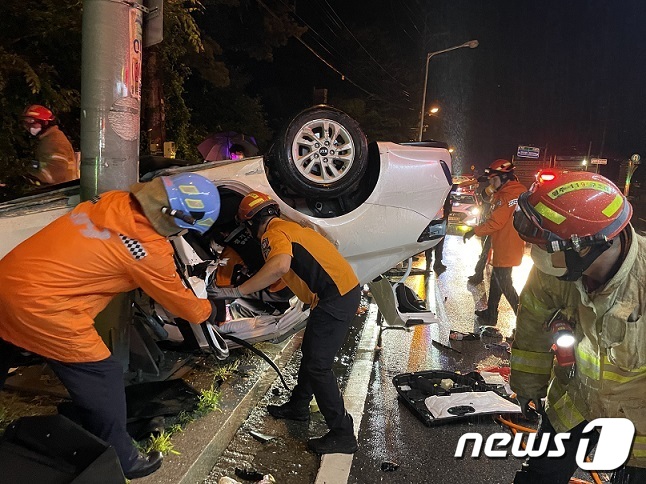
[0,415,124,483]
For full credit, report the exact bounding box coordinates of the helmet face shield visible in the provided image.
[513,192,555,247]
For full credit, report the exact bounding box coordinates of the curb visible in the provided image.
[137,332,303,484]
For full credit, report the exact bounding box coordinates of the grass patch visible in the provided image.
[141,430,180,455]
[136,382,222,456]
[0,392,61,436]
[211,360,239,383]
[196,384,221,415]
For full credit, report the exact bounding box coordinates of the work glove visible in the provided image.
[207,285,242,300]
[463,229,475,243]
[516,395,543,419]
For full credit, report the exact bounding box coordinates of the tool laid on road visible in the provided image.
[479,325,502,338]
[249,430,276,444]
[431,339,462,354]
[449,330,480,341]
[484,341,511,358]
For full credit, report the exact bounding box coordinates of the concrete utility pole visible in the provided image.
[81,0,143,199]
[80,0,145,366]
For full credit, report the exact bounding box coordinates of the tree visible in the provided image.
[0,0,81,187]
[1,0,305,189]
[143,0,306,160]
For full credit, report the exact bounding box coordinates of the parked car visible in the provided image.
[448,187,483,228]
[0,106,453,354]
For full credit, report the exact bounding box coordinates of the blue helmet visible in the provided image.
[161,174,220,234]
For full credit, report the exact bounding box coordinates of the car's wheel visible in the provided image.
[268,106,368,199]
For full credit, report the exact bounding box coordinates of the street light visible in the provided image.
[418,40,479,142]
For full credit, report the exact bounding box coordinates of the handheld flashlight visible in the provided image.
[546,311,576,367]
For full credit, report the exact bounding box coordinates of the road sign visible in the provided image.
[517,145,540,158]
[590,158,607,165]
[143,0,163,48]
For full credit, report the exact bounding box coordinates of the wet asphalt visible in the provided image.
[348,232,527,484]
[205,233,529,484]
[204,222,646,484]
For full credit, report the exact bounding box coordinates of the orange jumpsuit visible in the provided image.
[0,190,211,363]
[473,179,527,267]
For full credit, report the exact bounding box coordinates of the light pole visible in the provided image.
[418,40,479,142]
[624,153,641,197]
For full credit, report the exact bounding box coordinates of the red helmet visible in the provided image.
[237,191,280,222]
[483,159,515,178]
[23,105,55,123]
[514,170,632,252]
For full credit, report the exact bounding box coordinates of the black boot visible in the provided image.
[267,400,310,421]
[468,273,484,285]
[474,309,490,320]
[475,309,500,327]
[307,430,358,454]
[124,451,163,479]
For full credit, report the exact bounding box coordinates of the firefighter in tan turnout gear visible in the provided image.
[510,170,646,483]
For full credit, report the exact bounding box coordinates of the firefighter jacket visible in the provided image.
[33,125,79,185]
[261,217,359,318]
[0,191,211,363]
[510,226,646,467]
[473,179,526,267]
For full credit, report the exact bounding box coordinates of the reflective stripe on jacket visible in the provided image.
[510,226,646,467]
[0,191,211,363]
[473,180,526,267]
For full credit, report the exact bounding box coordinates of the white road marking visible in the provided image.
[314,302,379,484]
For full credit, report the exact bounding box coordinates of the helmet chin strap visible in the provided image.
[557,240,612,282]
[247,214,277,238]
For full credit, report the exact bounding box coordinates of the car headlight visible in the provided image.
[469,207,480,216]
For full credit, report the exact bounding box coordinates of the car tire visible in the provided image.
[267,105,368,199]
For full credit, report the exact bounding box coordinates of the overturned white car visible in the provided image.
[0,106,452,358]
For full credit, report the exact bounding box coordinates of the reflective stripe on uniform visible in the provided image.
[575,346,601,380]
[576,347,646,382]
[511,348,553,375]
[632,435,646,458]
[601,356,646,384]
[549,384,585,431]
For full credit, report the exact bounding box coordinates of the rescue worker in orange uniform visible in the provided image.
[511,171,645,483]
[22,104,79,185]
[0,173,220,479]
[213,244,292,320]
[209,191,361,454]
[463,159,527,326]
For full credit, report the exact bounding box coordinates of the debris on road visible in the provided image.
[219,477,242,484]
[380,461,400,472]
[249,430,276,444]
[431,339,462,354]
[235,467,264,481]
[449,330,480,341]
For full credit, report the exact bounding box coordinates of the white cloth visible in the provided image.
[424,391,521,419]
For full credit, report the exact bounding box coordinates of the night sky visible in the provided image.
[248,0,646,179]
